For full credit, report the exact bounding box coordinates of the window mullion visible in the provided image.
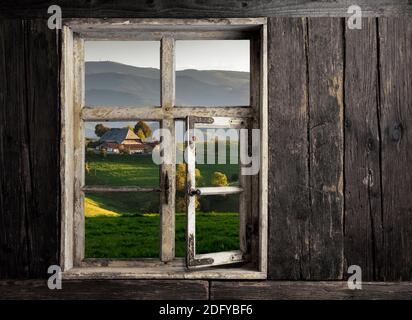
[160,35,176,262]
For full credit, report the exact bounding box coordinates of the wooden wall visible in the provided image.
[268,17,412,281]
[0,16,411,284]
[0,20,60,278]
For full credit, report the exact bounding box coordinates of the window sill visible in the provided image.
[62,266,266,280]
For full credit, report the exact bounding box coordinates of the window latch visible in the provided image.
[189,188,201,197]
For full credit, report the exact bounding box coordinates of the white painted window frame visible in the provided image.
[60,18,268,279]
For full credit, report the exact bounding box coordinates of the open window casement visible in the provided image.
[185,116,249,268]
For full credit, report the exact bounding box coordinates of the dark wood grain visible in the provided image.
[378,17,412,281]
[210,281,412,300]
[1,1,411,18]
[0,20,60,278]
[0,280,209,300]
[344,18,384,281]
[0,19,30,278]
[267,17,310,280]
[307,18,344,279]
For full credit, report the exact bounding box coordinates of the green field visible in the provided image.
[85,151,240,258]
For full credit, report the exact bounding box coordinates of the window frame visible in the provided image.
[60,18,268,279]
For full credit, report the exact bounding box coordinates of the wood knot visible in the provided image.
[367,137,375,151]
[390,122,403,142]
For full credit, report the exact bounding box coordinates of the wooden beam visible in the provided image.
[210,281,412,300]
[307,18,344,280]
[1,2,411,18]
[72,35,85,267]
[0,19,60,278]
[60,25,75,272]
[0,280,209,300]
[82,186,161,193]
[160,36,176,262]
[197,186,243,196]
[82,106,253,120]
[344,18,383,281]
[378,17,412,280]
[267,17,310,280]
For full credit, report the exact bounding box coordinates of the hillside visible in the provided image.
[85,61,250,106]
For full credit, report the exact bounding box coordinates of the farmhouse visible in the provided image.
[96,128,154,154]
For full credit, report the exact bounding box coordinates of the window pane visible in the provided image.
[176,40,250,106]
[85,41,160,106]
[85,121,160,187]
[85,192,160,258]
[175,194,240,257]
[196,194,240,254]
[195,128,240,187]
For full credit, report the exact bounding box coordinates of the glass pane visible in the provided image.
[175,120,186,257]
[175,194,240,257]
[175,40,250,106]
[195,128,240,187]
[85,41,160,106]
[85,192,160,258]
[196,194,240,254]
[85,121,160,187]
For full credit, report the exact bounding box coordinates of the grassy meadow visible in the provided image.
[85,148,240,258]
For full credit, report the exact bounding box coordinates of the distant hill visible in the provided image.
[85,61,250,106]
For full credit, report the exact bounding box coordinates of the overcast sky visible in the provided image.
[85,40,250,72]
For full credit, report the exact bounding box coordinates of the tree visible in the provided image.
[211,172,229,187]
[176,163,202,191]
[175,163,201,212]
[136,128,145,140]
[95,123,111,137]
[134,120,152,139]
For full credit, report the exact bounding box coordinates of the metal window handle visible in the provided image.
[189,188,201,197]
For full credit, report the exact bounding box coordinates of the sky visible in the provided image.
[85,40,250,72]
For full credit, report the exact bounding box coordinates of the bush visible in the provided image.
[211,172,228,187]
[176,163,202,191]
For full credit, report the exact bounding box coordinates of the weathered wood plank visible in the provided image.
[378,17,412,281]
[210,281,412,300]
[0,19,60,278]
[160,36,176,262]
[344,18,384,281]
[25,19,61,278]
[82,186,161,193]
[60,25,75,271]
[197,186,243,196]
[73,35,85,266]
[307,18,344,279]
[0,19,30,278]
[267,17,310,279]
[62,267,265,280]
[1,1,411,18]
[0,280,209,300]
[82,106,253,121]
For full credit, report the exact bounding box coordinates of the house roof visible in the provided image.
[99,128,140,144]
[100,141,119,149]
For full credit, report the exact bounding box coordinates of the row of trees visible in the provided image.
[94,121,152,140]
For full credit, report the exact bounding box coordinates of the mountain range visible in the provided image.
[85,61,250,106]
